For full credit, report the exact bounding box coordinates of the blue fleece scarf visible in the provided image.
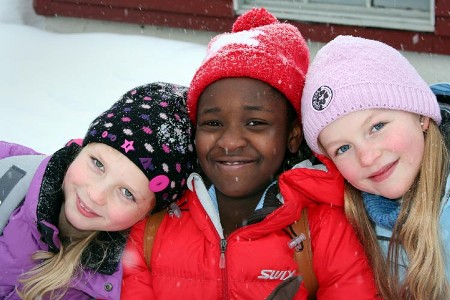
[362,192,401,230]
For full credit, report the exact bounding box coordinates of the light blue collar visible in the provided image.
[208,181,279,214]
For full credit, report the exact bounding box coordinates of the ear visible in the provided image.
[420,116,431,132]
[287,119,302,153]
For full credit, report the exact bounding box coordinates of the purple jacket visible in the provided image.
[0,141,123,300]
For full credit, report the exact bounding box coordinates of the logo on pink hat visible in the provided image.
[312,86,333,111]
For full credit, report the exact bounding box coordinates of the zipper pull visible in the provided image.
[220,239,227,269]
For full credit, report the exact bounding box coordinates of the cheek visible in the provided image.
[107,208,144,230]
[195,134,211,155]
[109,197,153,229]
[64,161,85,187]
[385,130,424,163]
[263,132,288,158]
[195,135,215,168]
[330,151,364,186]
[334,160,359,183]
[267,144,285,166]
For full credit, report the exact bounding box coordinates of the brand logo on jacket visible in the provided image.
[258,269,296,281]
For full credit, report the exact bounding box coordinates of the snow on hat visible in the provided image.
[187,7,309,123]
[301,35,441,155]
[83,82,196,212]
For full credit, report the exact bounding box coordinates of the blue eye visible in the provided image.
[336,144,351,155]
[121,188,135,202]
[372,122,385,132]
[92,158,104,171]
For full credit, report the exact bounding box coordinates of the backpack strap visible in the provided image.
[143,209,167,268]
[0,154,46,233]
[292,208,318,300]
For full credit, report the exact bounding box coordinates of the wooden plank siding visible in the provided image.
[33,0,450,55]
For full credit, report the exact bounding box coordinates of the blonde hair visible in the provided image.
[18,230,98,300]
[345,121,450,300]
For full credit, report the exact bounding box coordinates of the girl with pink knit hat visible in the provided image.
[122,8,379,300]
[302,35,450,299]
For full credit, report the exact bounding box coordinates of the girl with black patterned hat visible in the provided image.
[0,82,196,300]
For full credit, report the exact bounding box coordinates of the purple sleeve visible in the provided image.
[0,141,42,159]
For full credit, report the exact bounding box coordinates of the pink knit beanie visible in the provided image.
[187,7,309,123]
[301,35,441,154]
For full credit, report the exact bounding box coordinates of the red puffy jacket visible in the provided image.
[121,156,379,299]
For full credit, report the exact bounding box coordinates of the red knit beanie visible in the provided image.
[187,7,309,123]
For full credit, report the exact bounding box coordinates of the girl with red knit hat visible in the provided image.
[121,9,379,299]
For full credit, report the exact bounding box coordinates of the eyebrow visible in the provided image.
[199,104,275,115]
[319,138,339,151]
[199,107,221,115]
[242,104,275,113]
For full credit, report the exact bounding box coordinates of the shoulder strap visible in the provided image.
[143,209,167,268]
[292,208,318,300]
[143,206,318,298]
[0,154,46,233]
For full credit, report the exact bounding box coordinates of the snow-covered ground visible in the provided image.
[1,0,206,154]
[1,0,449,154]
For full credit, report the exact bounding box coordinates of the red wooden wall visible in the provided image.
[34,0,450,55]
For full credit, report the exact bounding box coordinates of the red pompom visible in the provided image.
[232,7,279,32]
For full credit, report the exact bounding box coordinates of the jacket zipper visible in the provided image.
[220,238,227,268]
[220,238,228,299]
[190,174,229,299]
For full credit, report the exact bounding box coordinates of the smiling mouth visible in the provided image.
[77,198,99,218]
[216,158,258,168]
[219,161,249,165]
[369,160,398,182]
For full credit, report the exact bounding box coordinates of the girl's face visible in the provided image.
[319,109,429,199]
[63,143,154,232]
[195,77,298,199]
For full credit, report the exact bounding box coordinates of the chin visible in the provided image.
[66,213,92,231]
[379,189,405,200]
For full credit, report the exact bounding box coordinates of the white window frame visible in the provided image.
[233,0,435,32]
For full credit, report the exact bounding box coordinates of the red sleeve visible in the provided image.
[308,205,380,300]
[121,218,154,299]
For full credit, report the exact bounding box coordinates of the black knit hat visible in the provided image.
[83,82,197,212]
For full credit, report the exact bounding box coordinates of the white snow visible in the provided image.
[1,0,449,154]
[1,0,206,154]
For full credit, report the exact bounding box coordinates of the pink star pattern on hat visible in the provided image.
[121,139,134,153]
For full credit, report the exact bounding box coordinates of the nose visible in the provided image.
[356,144,381,167]
[87,183,108,206]
[216,125,247,154]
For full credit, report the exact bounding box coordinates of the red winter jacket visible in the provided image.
[121,156,379,299]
